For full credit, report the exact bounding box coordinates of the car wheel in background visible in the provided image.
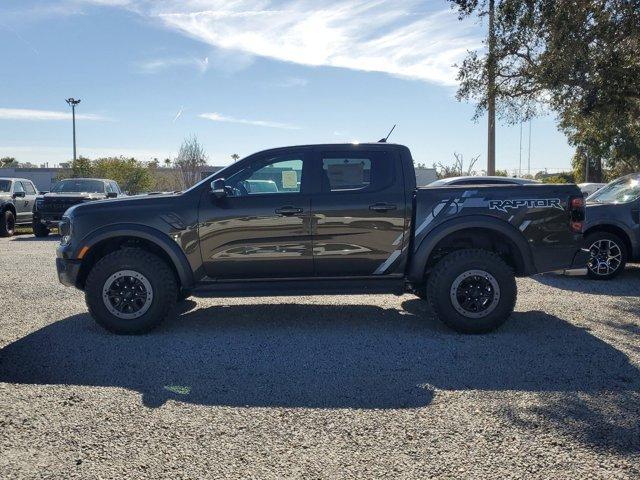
[426,249,517,334]
[1,210,15,237]
[585,231,627,280]
[32,220,50,237]
[85,248,178,334]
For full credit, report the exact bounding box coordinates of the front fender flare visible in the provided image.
[76,223,195,288]
[408,215,535,282]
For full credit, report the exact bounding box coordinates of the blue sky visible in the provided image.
[0,0,574,173]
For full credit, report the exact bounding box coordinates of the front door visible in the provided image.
[12,181,30,222]
[20,181,37,221]
[311,148,408,276]
[199,149,313,279]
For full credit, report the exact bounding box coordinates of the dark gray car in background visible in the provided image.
[583,173,640,279]
[33,178,123,237]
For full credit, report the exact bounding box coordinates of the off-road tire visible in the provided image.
[177,288,192,302]
[1,210,15,237]
[584,231,627,280]
[426,249,517,334]
[85,248,178,334]
[32,220,50,237]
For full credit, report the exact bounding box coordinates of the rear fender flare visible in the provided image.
[408,215,535,281]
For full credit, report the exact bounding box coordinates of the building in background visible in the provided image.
[0,167,68,192]
[414,167,437,186]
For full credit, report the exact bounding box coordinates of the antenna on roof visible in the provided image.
[378,124,396,143]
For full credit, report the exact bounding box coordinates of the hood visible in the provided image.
[0,192,11,202]
[65,191,181,217]
[43,192,105,200]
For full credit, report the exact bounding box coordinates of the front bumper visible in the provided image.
[34,211,63,228]
[56,244,81,287]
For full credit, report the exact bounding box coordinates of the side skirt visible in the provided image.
[191,275,406,298]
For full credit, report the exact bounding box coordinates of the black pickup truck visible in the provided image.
[33,178,122,237]
[56,143,587,334]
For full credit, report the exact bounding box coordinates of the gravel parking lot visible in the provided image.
[1,235,639,479]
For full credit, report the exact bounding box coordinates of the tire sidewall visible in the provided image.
[429,252,516,333]
[86,251,176,334]
[585,232,627,280]
[2,210,15,237]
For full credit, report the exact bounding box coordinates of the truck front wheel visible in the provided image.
[32,220,50,237]
[426,249,517,334]
[85,248,178,334]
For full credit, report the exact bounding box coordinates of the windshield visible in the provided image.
[587,174,640,204]
[0,180,10,192]
[51,179,105,193]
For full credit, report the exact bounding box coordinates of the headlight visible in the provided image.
[36,198,44,209]
[59,217,72,245]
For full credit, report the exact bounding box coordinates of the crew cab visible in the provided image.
[0,177,39,237]
[33,178,122,237]
[582,173,640,279]
[55,143,587,334]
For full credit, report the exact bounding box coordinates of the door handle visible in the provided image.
[369,203,397,212]
[275,206,303,216]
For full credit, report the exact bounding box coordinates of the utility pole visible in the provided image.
[527,119,532,176]
[585,154,590,182]
[518,122,523,177]
[486,0,496,176]
[65,98,81,161]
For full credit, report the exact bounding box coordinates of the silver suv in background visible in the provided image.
[0,178,38,237]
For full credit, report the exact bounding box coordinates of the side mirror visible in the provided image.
[13,191,25,198]
[211,179,227,199]
[106,192,118,198]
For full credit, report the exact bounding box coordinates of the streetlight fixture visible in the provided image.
[65,98,81,161]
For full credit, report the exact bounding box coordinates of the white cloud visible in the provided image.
[59,0,480,85]
[199,112,300,130]
[135,56,209,73]
[0,108,110,121]
[145,0,480,85]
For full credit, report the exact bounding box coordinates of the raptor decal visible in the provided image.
[488,198,562,213]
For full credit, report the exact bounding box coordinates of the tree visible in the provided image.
[58,156,153,194]
[93,157,152,194]
[71,156,94,178]
[231,153,240,163]
[450,1,640,181]
[174,135,207,189]
[434,152,481,179]
[0,157,17,167]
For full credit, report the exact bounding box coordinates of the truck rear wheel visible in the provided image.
[426,249,517,334]
[85,248,178,334]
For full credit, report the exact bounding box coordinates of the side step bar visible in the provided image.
[191,276,406,298]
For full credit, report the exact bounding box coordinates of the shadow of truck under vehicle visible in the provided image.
[1,301,638,413]
[534,264,640,296]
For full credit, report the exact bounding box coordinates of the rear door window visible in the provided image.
[320,151,394,193]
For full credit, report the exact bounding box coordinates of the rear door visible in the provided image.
[199,148,314,279]
[311,147,407,276]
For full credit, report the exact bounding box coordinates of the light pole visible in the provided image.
[65,98,81,161]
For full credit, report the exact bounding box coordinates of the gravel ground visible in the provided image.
[1,235,639,479]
